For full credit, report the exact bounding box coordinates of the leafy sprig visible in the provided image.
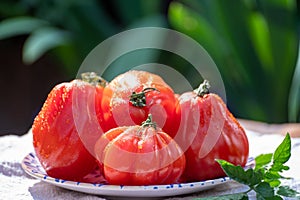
[198,133,299,200]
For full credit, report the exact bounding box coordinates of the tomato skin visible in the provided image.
[94,120,186,185]
[177,90,249,182]
[32,77,105,182]
[101,70,180,136]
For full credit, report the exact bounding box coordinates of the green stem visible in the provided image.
[141,114,157,130]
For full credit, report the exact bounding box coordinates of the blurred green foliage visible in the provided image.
[289,44,300,122]
[0,0,168,75]
[0,0,299,123]
[168,0,300,122]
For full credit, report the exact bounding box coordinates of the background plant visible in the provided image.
[0,0,169,75]
[168,0,300,123]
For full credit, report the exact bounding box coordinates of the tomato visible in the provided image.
[32,72,107,182]
[94,115,186,185]
[176,80,249,182]
[101,70,180,137]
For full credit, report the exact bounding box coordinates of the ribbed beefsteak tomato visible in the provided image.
[94,115,185,185]
[32,72,106,182]
[101,70,180,136]
[176,80,249,182]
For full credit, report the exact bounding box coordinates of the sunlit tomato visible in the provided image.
[94,115,186,185]
[101,70,180,137]
[176,80,249,182]
[32,72,107,182]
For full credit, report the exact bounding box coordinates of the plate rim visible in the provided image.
[21,152,235,197]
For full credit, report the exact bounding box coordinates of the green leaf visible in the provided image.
[0,17,48,40]
[267,179,281,188]
[271,163,290,172]
[271,133,291,169]
[245,169,263,187]
[216,134,295,200]
[216,160,262,186]
[195,192,248,200]
[23,27,71,64]
[277,186,299,197]
[264,170,281,180]
[264,170,281,187]
[289,42,300,122]
[168,2,221,53]
[247,12,273,73]
[254,182,275,198]
[255,153,273,170]
[264,195,283,200]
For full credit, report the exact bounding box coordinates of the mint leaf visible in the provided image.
[272,133,291,167]
[255,153,273,170]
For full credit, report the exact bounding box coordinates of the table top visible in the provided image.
[1,120,299,200]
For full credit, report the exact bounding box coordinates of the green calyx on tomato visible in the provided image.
[194,79,210,97]
[129,87,159,107]
[81,72,107,87]
[141,114,157,130]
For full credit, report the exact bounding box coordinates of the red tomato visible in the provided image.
[176,80,249,182]
[101,70,180,137]
[32,72,107,182]
[94,115,186,185]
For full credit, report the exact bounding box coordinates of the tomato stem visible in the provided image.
[141,114,157,129]
[195,80,210,97]
[81,72,107,87]
[129,87,159,107]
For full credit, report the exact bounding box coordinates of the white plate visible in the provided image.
[22,152,242,198]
